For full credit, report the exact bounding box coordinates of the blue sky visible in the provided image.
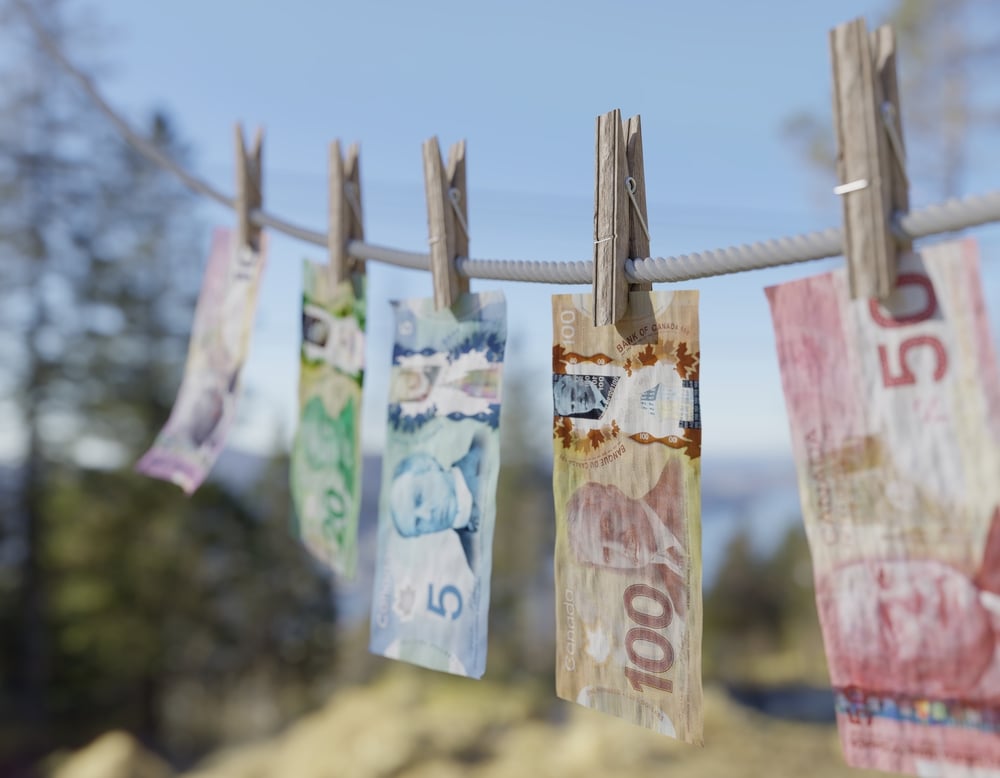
[88,0,1000,461]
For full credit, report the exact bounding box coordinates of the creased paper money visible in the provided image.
[767,239,1000,776]
[369,291,506,678]
[290,262,365,577]
[552,291,703,744]
[137,227,267,494]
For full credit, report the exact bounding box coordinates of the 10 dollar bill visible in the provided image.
[137,227,267,493]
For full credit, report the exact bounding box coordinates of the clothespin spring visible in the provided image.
[833,103,908,199]
[448,188,470,241]
[880,102,909,190]
[345,181,363,229]
[594,176,650,249]
[625,176,651,244]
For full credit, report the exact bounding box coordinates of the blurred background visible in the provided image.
[1,0,998,776]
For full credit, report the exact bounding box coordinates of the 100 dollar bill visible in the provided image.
[552,291,703,744]
[767,239,1000,776]
[137,227,267,494]
[290,261,365,577]
[369,291,506,679]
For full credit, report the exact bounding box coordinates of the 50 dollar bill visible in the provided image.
[767,239,1000,776]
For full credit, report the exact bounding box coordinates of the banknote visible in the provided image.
[767,238,1000,776]
[136,227,268,494]
[552,291,703,744]
[290,261,365,577]
[369,291,506,678]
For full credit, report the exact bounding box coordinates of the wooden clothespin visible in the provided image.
[830,18,910,300]
[234,123,264,254]
[423,137,470,310]
[593,109,652,326]
[329,140,365,283]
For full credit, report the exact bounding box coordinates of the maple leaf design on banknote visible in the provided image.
[551,290,703,744]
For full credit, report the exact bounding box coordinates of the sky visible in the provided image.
[72,0,1000,463]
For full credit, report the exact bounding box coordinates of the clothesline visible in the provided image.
[17,0,1000,286]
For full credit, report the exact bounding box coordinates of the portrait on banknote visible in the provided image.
[387,433,486,571]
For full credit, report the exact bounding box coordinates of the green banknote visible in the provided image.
[552,291,703,744]
[290,261,365,577]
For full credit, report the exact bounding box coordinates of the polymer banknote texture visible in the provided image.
[768,239,1000,776]
[370,291,506,679]
[552,291,703,744]
[137,227,267,494]
[290,262,365,577]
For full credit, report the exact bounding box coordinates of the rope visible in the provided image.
[15,0,1000,286]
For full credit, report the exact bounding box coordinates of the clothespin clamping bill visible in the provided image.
[593,109,652,327]
[329,140,365,284]
[234,123,264,255]
[830,17,910,300]
[423,137,470,310]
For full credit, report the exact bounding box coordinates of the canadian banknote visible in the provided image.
[290,261,365,577]
[369,291,506,679]
[767,238,1000,776]
[552,291,703,744]
[137,227,268,494]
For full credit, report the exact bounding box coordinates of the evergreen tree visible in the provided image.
[0,1,338,768]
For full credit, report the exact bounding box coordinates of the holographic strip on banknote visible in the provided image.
[369,291,506,679]
[767,239,1000,776]
[552,291,703,744]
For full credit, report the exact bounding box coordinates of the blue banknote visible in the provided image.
[370,291,506,678]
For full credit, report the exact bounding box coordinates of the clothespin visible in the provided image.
[593,109,652,326]
[234,123,264,254]
[329,140,365,283]
[423,137,470,310]
[830,18,910,300]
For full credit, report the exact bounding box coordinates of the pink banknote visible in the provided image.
[767,238,1000,776]
[136,227,268,494]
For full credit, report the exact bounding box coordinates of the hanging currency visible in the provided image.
[370,291,506,679]
[767,239,1000,776]
[137,227,267,494]
[552,291,703,744]
[290,262,365,577]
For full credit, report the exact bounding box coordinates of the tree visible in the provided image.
[703,523,823,684]
[0,1,338,769]
[487,371,556,682]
